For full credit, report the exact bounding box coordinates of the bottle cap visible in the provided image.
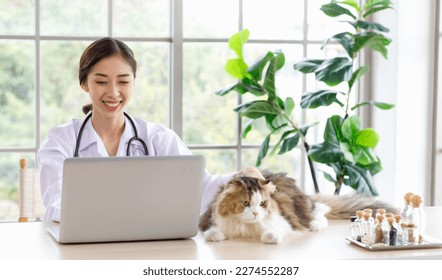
[394,214,401,222]
[363,208,372,213]
[363,212,371,220]
[387,216,394,225]
[404,192,414,202]
[376,209,386,214]
[410,194,422,207]
[356,210,363,218]
[19,159,27,169]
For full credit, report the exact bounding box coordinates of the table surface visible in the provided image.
[1,207,441,260]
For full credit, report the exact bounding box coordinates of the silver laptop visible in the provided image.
[46,155,205,243]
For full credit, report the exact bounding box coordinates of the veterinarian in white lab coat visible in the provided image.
[37,37,232,222]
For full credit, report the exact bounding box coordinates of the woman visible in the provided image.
[38,37,232,222]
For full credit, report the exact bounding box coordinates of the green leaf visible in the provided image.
[293,59,324,74]
[343,163,378,196]
[279,133,300,154]
[215,82,244,96]
[308,142,344,164]
[270,114,288,129]
[248,51,274,81]
[315,57,353,86]
[241,79,266,96]
[341,115,361,141]
[349,20,390,32]
[321,3,357,19]
[355,128,379,148]
[363,159,383,175]
[263,51,285,100]
[323,32,355,58]
[228,29,249,59]
[242,119,253,139]
[256,134,271,166]
[351,100,395,110]
[225,58,249,79]
[348,65,370,90]
[323,171,338,183]
[272,129,297,154]
[354,32,392,59]
[363,0,393,18]
[353,146,378,165]
[339,0,361,12]
[284,97,295,116]
[300,90,341,109]
[324,115,344,144]
[340,142,355,162]
[234,101,280,119]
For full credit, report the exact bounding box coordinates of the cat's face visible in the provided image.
[217,177,275,224]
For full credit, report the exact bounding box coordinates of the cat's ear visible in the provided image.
[241,166,265,180]
[260,179,276,194]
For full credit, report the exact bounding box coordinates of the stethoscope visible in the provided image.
[74,112,149,157]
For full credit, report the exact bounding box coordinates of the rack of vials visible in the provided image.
[346,193,442,250]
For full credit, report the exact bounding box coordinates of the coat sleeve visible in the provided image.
[37,125,76,222]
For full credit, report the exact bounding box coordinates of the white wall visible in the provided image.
[372,0,438,206]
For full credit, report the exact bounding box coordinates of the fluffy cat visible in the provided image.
[199,167,397,244]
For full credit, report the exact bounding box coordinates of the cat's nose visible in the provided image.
[252,212,258,217]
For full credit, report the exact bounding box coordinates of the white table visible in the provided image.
[1,207,441,260]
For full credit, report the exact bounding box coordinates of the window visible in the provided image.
[0,0,351,222]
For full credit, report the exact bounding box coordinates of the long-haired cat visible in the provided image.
[199,167,397,244]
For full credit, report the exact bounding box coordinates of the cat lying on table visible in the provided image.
[199,167,396,244]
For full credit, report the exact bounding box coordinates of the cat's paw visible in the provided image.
[309,218,328,231]
[203,228,226,242]
[260,231,281,244]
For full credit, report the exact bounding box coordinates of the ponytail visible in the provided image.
[82,104,93,115]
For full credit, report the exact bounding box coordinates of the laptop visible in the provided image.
[46,155,205,243]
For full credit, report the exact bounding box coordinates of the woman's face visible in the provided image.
[81,54,134,119]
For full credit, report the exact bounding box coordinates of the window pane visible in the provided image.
[192,149,236,174]
[308,0,353,41]
[243,0,304,40]
[183,0,238,38]
[0,40,35,147]
[40,41,89,142]
[128,42,170,126]
[40,0,107,36]
[0,153,36,222]
[0,0,34,35]
[183,43,237,145]
[113,0,170,37]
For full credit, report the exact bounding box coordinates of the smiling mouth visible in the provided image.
[102,101,122,107]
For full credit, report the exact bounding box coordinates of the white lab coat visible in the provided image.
[37,113,233,222]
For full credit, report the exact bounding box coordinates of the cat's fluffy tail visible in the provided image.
[310,193,399,220]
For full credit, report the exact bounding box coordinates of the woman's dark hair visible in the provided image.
[79,37,137,114]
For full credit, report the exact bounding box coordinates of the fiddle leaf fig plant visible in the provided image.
[293,0,394,195]
[216,0,394,196]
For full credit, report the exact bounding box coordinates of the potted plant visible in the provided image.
[216,0,394,196]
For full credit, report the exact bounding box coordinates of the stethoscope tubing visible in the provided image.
[73,112,149,157]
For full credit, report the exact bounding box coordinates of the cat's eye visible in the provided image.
[260,201,267,207]
[242,201,250,207]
